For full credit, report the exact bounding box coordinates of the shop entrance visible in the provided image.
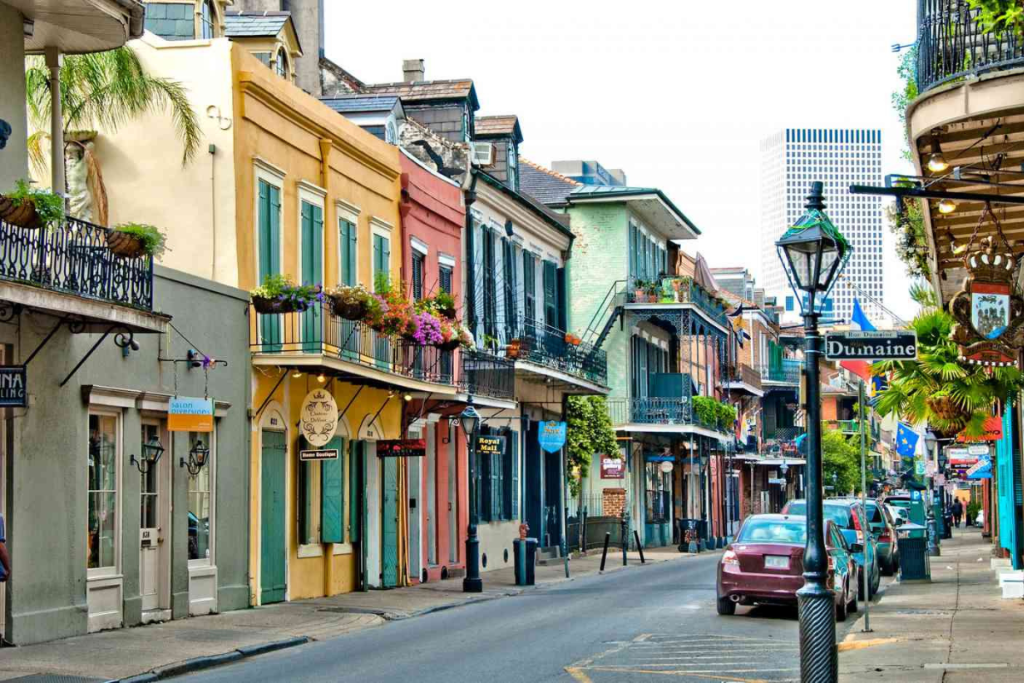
[260,430,287,604]
[139,422,171,622]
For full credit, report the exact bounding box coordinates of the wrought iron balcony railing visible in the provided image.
[460,348,515,401]
[917,0,1024,93]
[0,217,154,311]
[249,301,457,387]
[607,397,725,432]
[625,276,729,327]
[487,318,607,386]
[760,361,801,385]
[728,363,763,392]
[767,426,805,443]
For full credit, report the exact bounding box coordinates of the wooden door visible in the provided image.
[260,431,287,604]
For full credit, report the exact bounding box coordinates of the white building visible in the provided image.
[760,128,884,325]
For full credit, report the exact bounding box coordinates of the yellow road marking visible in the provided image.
[837,637,903,652]
[564,666,594,683]
[583,666,778,681]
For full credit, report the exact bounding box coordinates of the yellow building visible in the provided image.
[94,28,455,602]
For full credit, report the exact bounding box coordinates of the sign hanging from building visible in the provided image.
[967,455,993,480]
[377,439,427,458]
[0,366,27,407]
[300,388,338,447]
[955,416,1003,443]
[601,457,624,479]
[824,331,918,361]
[168,396,214,432]
[538,421,567,453]
[949,237,1024,367]
[300,449,339,461]
[475,434,506,457]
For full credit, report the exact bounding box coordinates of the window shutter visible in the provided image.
[543,261,557,327]
[502,431,513,521]
[258,180,270,279]
[268,185,281,274]
[628,223,636,279]
[439,265,453,294]
[313,204,324,284]
[383,236,391,282]
[412,253,424,300]
[476,430,488,523]
[556,267,567,332]
[491,447,502,522]
[320,437,345,543]
[349,440,361,543]
[523,252,535,325]
[340,220,356,287]
[511,432,520,520]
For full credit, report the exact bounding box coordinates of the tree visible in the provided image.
[565,396,619,497]
[24,46,202,224]
[822,428,861,496]
[967,0,1024,37]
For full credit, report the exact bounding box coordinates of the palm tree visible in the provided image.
[24,46,202,225]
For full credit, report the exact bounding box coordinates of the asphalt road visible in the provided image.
[179,552,848,683]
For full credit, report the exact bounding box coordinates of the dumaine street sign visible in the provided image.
[824,331,918,361]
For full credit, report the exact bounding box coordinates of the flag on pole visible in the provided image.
[896,423,920,459]
[841,298,875,382]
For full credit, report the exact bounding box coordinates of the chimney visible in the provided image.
[608,169,627,186]
[403,59,425,83]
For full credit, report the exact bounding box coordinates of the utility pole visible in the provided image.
[858,380,871,632]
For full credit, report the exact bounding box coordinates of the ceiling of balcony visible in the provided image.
[6,0,144,54]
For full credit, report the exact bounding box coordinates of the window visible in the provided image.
[188,432,213,563]
[507,141,519,191]
[502,237,517,337]
[645,461,670,524]
[482,230,497,339]
[200,0,216,39]
[339,219,357,287]
[253,52,272,67]
[298,456,321,546]
[412,250,425,300]
[542,261,557,329]
[372,233,391,291]
[141,424,160,529]
[478,428,517,522]
[275,49,289,79]
[88,413,118,571]
[439,264,453,294]
[385,121,398,145]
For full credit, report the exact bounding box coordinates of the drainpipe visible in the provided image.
[45,47,65,201]
[463,172,479,338]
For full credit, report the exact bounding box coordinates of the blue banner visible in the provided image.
[896,423,920,458]
[538,421,567,453]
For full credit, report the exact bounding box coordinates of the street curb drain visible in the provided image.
[106,636,310,683]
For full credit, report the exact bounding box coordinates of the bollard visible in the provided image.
[600,532,611,572]
[634,530,645,564]
[621,517,628,566]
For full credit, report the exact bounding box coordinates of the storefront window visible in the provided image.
[188,432,213,562]
[88,414,118,570]
[645,461,671,524]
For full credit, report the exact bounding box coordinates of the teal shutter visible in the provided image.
[340,220,356,286]
[300,202,323,350]
[543,262,557,327]
[511,433,520,520]
[321,437,345,543]
[258,181,283,350]
[382,236,391,283]
[491,447,502,522]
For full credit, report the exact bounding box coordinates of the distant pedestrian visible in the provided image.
[952,499,963,529]
[0,512,9,582]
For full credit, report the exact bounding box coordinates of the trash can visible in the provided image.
[897,522,930,581]
[524,537,538,586]
[677,519,700,553]
[513,539,527,586]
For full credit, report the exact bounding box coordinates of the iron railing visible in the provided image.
[769,426,805,442]
[625,276,729,327]
[494,318,608,386]
[0,217,154,310]
[249,301,457,386]
[760,361,801,385]
[728,363,763,392]
[917,0,1024,93]
[460,348,515,401]
[607,397,725,432]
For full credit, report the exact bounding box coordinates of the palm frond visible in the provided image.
[26,131,50,179]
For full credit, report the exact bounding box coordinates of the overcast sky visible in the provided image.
[326,0,919,321]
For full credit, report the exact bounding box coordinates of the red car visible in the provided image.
[716,514,859,620]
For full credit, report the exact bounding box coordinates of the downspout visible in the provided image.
[463,172,479,339]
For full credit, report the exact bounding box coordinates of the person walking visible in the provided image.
[952,499,963,529]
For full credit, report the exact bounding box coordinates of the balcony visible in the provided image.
[460,348,515,402]
[625,276,729,328]
[916,0,1024,94]
[487,318,608,388]
[761,361,801,386]
[249,301,460,393]
[607,397,727,434]
[726,363,763,395]
[829,419,882,440]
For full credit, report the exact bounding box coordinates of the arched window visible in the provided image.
[200,0,216,39]
[275,49,289,79]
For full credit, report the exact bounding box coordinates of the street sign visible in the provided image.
[601,457,624,479]
[967,456,992,480]
[475,434,506,459]
[0,366,27,408]
[824,331,918,360]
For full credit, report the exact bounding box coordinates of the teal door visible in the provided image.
[260,430,287,604]
[300,201,324,352]
[258,180,282,351]
[382,457,399,588]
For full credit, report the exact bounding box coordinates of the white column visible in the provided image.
[44,46,64,200]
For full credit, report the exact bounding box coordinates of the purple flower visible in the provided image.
[412,312,443,346]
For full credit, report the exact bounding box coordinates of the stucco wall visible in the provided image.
[0,4,28,192]
[2,266,251,645]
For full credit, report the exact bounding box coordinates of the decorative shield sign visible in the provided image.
[300,388,337,447]
[971,283,1010,340]
[538,421,567,453]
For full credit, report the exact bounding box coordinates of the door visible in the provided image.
[426,427,437,567]
[260,431,287,604]
[300,201,324,352]
[381,457,399,588]
[407,449,422,582]
[139,423,170,618]
[349,441,364,590]
[525,421,544,545]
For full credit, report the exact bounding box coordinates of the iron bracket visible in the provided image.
[253,368,289,422]
[59,326,134,387]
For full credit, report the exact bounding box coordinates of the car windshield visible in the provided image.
[737,519,807,545]
[784,502,851,528]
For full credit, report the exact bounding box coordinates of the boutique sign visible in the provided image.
[0,366,26,407]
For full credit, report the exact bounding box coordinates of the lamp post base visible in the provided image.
[797,583,837,682]
[464,531,482,593]
[462,577,483,593]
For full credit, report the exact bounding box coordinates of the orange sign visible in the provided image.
[956,415,1002,443]
[168,397,214,433]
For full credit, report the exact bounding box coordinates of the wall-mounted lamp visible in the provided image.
[317,372,326,383]
[180,438,211,477]
[122,338,141,358]
[130,437,165,474]
[292,368,303,379]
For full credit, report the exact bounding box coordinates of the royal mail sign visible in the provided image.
[824,331,918,361]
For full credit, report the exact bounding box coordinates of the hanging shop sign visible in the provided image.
[0,366,27,408]
[538,421,567,453]
[967,456,993,480]
[475,434,506,457]
[168,396,214,432]
[300,449,339,461]
[949,237,1024,367]
[300,388,338,447]
[377,439,427,458]
[824,331,918,360]
[601,457,625,479]
[955,416,1003,443]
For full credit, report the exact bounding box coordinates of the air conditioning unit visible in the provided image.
[470,142,493,166]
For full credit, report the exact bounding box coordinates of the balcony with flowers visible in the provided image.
[624,275,729,328]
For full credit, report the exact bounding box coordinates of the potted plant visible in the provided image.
[632,278,647,302]
[433,291,457,319]
[328,284,372,320]
[0,179,65,230]
[107,223,168,259]
[507,337,522,358]
[250,274,323,314]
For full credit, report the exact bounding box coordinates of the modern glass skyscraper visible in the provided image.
[760,128,884,325]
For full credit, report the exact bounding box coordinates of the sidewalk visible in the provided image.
[0,545,693,682]
[839,526,1024,682]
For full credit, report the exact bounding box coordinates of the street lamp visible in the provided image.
[180,437,211,477]
[776,181,851,683]
[924,430,940,556]
[460,402,483,592]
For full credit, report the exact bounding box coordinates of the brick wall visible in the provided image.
[603,488,627,518]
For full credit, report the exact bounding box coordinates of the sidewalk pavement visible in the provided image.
[839,526,1024,682]
[0,545,694,682]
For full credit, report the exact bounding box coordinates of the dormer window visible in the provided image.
[507,141,519,192]
[200,0,216,39]
[275,49,289,80]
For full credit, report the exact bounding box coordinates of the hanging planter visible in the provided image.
[106,231,147,258]
[0,180,64,230]
[439,339,461,352]
[250,274,323,315]
[0,195,40,229]
[327,284,372,321]
[107,223,168,260]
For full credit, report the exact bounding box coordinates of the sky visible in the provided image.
[325,0,919,321]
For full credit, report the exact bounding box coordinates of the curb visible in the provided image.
[107,636,309,683]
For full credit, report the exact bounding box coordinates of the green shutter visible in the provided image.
[382,236,391,282]
[503,432,514,521]
[511,433,519,520]
[300,202,323,350]
[340,220,355,286]
[321,437,345,543]
[258,181,282,349]
[491,447,502,522]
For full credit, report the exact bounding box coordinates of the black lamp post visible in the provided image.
[776,181,851,683]
[460,402,483,593]
[924,430,940,556]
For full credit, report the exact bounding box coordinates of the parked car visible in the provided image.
[852,498,899,576]
[782,498,880,599]
[716,514,858,621]
[886,503,910,527]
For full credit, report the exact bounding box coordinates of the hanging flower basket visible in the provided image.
[106,231,147,259]
[252,295,297,315]
[440,306,457,319]
[439,339,461,352]
[0,195,41,229]
[333,298,366,321]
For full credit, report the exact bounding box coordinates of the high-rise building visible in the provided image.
[760,128,884,325]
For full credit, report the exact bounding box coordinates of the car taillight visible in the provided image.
[722,550,739,566]
[852,512,865,544]
[879,528,892,543]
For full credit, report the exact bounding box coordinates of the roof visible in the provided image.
[474,170,574,240]
[362,79,480,111]
[475,115,523,143]
[320,95,402,114]
[567,184,701,237]
[519,159,581,206]
[224,11,293,40]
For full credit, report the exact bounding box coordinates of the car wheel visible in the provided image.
[836,580,849,622]
[717,595,736,616]
[881,554,894,577]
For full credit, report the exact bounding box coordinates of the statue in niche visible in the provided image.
[64,131,108,226]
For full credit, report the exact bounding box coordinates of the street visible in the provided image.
[179,551,834,683]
